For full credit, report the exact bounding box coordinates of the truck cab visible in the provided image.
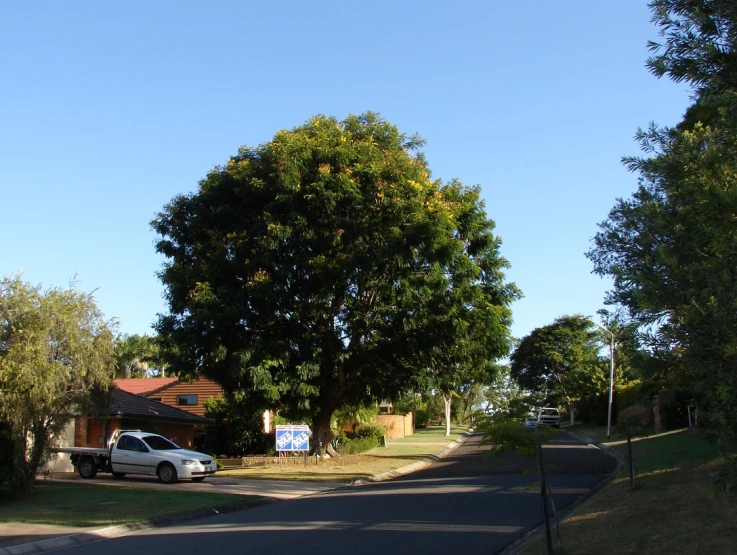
[537,407,560,428]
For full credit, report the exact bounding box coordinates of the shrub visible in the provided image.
[337,436,379,454]
[354,422,386,440]
[202,395,271,456]
[414,409,431,427]
[615,411,648,436]
[616,380,643,410]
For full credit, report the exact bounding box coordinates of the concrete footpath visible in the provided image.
[0,434,470,555]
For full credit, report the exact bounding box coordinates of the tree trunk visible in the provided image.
[569,403,575,427]
[443,393,452,437]
[312,410,339,457]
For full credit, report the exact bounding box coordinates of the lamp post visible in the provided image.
[591,322,615,438]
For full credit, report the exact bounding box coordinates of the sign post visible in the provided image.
[275,424,311,467]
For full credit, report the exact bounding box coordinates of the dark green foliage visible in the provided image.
[616,380,644,412]
[336,436,379,455]
[614,412,648,437]
[647,1,737,103]
[414,409,431,427]
[510,316,605,409]
[476,413,557,458]
[152,112,518,450]
[202,394,270,456]
[0,422,12,498]
[354,422,386,440]
[588,0,737,488]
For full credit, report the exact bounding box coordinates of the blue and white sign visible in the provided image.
[275,424,311,452]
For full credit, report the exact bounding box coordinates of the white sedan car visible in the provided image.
[110,432,217,484]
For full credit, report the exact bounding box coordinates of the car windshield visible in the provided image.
[142,435,181,450]
[540,409,558,416]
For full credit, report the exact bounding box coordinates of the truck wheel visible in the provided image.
[157,463,177,484]
[191,477,206,482]
[78,458,98,479]
[112,472,126,478]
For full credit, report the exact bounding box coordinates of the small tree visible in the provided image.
[510,316,605,426]
[0,275,115,494]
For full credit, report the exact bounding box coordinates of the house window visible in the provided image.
[177,394,198,406]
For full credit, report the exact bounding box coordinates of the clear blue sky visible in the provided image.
[1,1,690,344]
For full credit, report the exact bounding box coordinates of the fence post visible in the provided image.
[626,419,635,490]
[535,428,553,555]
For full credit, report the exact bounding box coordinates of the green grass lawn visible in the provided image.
[0,483,256,527]
[567,423,659,444]
[524,429,734,554]
[219,427,467,482]
[389,425,468,442]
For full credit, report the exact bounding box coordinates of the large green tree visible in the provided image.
[409,182,520,435]
[588,2,737,474]
[510,316,606,425]
[152,112,518,451]
[0,275,115,494]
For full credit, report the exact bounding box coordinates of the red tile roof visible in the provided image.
[113,377,179,395]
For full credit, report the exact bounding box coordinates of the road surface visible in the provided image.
[56,432,616,554]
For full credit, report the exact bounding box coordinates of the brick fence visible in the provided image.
[375,413,414,439]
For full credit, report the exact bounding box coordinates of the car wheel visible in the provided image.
[112,472,126,478]
[191,477,206,482]
[78,458,98,479]
[157,463,178,484]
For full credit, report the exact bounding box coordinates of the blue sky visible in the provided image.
[1,1,690,344]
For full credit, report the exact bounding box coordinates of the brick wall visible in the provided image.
[376,414,414,439]
[73,417,122,447]
[153,422,196,449]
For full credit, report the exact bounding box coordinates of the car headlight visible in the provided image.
[180,459,196,465]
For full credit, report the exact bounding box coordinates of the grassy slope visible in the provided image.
[524,429,736,554]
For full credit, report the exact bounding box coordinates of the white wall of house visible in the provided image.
[46,420,75,473]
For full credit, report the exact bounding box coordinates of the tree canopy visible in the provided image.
[510,316,605,417]
[588,1,737,485]
[152,112,518,449]
[114,333,159,378]
[0,275,115,494]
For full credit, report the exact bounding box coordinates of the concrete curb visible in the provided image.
[499,431,623,555]
[353,431,474,485]
[0,496,279,555]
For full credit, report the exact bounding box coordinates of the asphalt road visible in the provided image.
[55,432,616,555]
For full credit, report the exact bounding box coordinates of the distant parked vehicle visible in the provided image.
[537,408,560,428]
[56,431,216,484]
[524,417,538,427]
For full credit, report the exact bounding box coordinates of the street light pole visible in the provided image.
[592,322,615,438]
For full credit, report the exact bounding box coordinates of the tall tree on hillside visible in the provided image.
[588,2,737,482]
[152,112,518,452]
[0,275,115,494]
[510,316,605,425]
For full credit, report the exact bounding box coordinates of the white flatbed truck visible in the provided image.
[55,430,217,484]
